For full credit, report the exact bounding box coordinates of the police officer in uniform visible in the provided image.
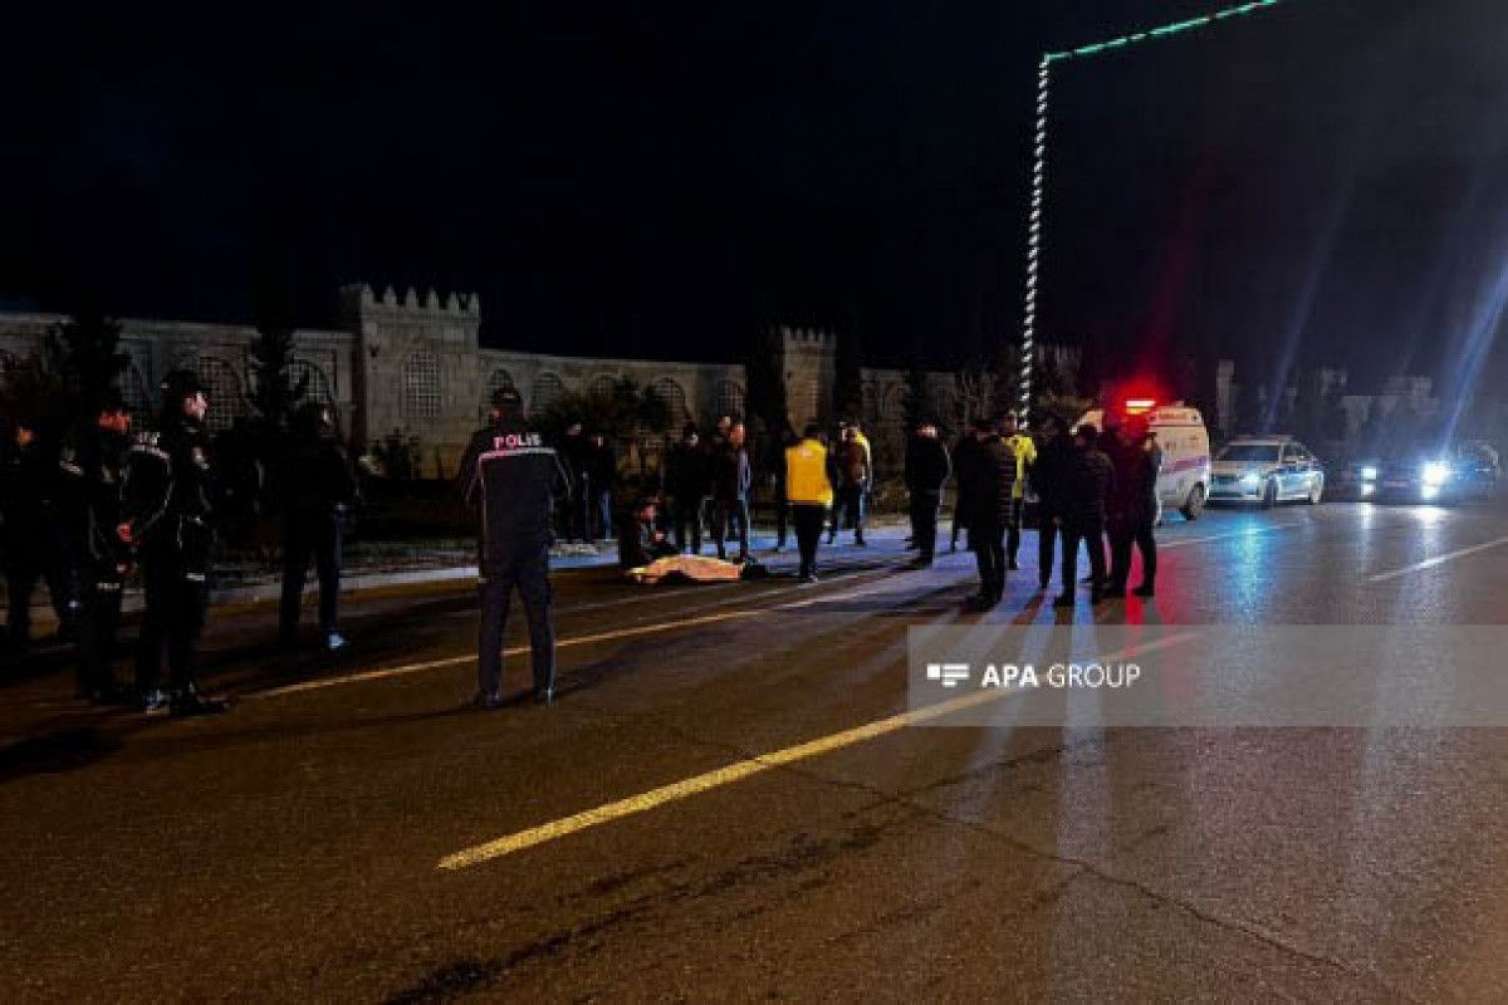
[55,391,135,701]
[278,402,360,651]
[2,416,78,656]
[121,370,229,715]
[459,386,569,709]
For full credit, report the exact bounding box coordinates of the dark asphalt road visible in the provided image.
[5,500,1508,1000]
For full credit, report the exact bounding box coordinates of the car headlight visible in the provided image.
[1360,466,1378,481]
[1421,461,1451,487]
[1239,472,1261,488]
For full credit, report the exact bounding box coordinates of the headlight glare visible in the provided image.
[1360,466,1378,481]
[1421,461,1451,487]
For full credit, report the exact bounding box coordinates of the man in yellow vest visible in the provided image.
[785,423,834,583]
[1001,411,1037,571]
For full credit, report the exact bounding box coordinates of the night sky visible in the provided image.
[4,1,1507,394]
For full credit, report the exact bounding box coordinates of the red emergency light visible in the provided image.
[1123,398,1157,414]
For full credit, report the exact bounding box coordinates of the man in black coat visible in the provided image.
[1055,423,1115,608]
[54,392,135,699]
[1106,416,1161,597]
[278,402,360,651]
[954,416,1016,608]
[2,416,76,658]
[903,420,951,567]
[1030,414,1073,592]
[711,421,752,562]
[664,423,708,554]
[122,370,229,715]
[585,433,616,540]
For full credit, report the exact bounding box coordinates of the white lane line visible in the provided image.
[435,631,1202,869]
[249,567,928,700]
[1365,534,1508,583]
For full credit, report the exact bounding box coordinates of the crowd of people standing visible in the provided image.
[906,409,1163,610]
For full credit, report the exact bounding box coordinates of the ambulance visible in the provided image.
[1074,400,1212,522]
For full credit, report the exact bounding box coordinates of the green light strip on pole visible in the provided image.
[1018,0,1289,421]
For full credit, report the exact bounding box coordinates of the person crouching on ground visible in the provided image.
[619,497,679,570]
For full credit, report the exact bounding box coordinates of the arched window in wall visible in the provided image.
[403,352,441,420]
[197,356,248,431]
[530,372,566,415]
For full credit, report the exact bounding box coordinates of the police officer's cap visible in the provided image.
[160,369,205,402]
[491,385,524,410]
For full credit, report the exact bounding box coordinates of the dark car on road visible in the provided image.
[1347,440,1501,504]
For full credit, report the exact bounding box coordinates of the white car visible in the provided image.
[1208,436,1324,507]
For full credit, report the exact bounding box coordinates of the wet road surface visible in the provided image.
[5,500,1508,999]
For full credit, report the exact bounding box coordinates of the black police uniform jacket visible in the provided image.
[56,424,133,572]
[121,417,220,571]
[458,423,571,563]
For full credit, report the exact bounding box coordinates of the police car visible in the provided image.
[1208,436,1325,507]
[1076,401,1212,521]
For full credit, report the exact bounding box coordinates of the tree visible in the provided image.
[988,341,1021,418]
[954,367,994,431]
[0,351,66,431]
[902,367,930,432]
[46,311,128,419]
[248,324,309,437]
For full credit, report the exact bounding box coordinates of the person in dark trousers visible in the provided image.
[458,386,569,708]
[954,416,1016,609]
[664,423,707,554]
[618,497,679,569]
[827,425,870,546]
[712,420,752,562]
[54,393,134,700]
[1029,414,1073,591]
[121,371,229,715]
[2,417,78,658]
[1106,416,1161,597]
[949,428,977,553]
[785,423,833,582]
[1055,423,1115,608]
[278,402,360,651]
[586,432,616,540]
[555,422,589,541]
[903,420,951,568]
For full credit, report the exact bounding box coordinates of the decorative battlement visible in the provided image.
[340,283,480,320]
[775,325,837,348]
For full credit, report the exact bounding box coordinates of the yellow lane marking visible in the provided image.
[250,569,917,700]
[252,608,764,699]
[1366,534,1508,583]
[436,631,1200,870]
